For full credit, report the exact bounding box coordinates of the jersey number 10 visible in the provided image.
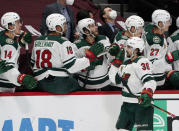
[36,50,52,68]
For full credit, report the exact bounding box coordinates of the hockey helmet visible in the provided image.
[1,12,20,30]
[77,18,95,35]
[126,37,145,53]
[152,9,171,28]
[125,15,144,32]
[46,13,66,33]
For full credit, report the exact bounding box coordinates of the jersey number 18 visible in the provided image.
[36,50,52,68]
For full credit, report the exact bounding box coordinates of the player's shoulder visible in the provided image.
[145,25,164,46]
[115,31,128,41]
[133,57,152,71]
[170,33,179,42]
[36,35,69,44]
[0,31,6,42]
[35,35,46,41]
[144,23,155,33]
[74,39,88,49]
[134,56,150,64]
[0,31,18,49]
[96,35,108,41]
[0,30,5,36]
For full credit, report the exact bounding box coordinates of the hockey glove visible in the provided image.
[85,42,104,71]
[18,74,37,89]
[138,88,153,107]
[85,42,104,62]
[165,50,179,64]
[109,43,120,56]
[166,70,179,88]
[111,48,125,67]
[18,32,32,46]
[0,60,13,74]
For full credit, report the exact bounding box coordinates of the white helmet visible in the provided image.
[152,9,171,28]
[126,37,145,53]
[46,13,66,33]
[176,16,179,28]
[77,18,95,35]
[1,12,20,30]
[125,15,144,32]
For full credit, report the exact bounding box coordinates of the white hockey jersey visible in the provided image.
[0,31,21,91]
[73,35,111,89]
[109,56,156,103]
[143,24,168,62]
[31,35,90,81]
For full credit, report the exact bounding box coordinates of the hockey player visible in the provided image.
[143,9,179,87]
[144,9,171,61]
[0,12,37,92]
[114,15,144,47]
[167,16,179,71]
[31,14,104,93]
[109,37,156,130]
[73,18,111,90]
[109,15,144,60]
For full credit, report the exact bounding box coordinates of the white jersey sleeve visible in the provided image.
[167,37,176,52]
[98,36,111,48]
[2,67,21,86]
[61,41,90,73]
[167,34,179,71]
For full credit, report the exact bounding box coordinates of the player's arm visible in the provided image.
[108,64,123,85]
[2,67,37,90]
[61,41,90,73]
[73,40,86,58]
[61,41,105,73]
[0,60,13,74]
[108,49,125,85]
[0,47,37,89]
[17,32,32,47]
[98,36,111,48]
[136,58,156,92]
[30,47,35,68]
[135,58,157,107]
[167,37,176,53]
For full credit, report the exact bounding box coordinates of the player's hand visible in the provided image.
[111,48,125,67]
[109,43,120,56]
[74,32,80,39]
[138,88,153,107]
[165,50,179,64]
[0,60,13,74]
[85,42,104,62]
[18,74,37,89]
[18,32,32,45]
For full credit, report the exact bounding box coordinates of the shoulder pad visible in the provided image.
[96,35,107,41]
[61,37,68,41]
[115,31,128,41]
[74,39,81,44]
[170,33,179,42]
[144,24,155,33]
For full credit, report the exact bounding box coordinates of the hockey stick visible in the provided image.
[121,79,176,118]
